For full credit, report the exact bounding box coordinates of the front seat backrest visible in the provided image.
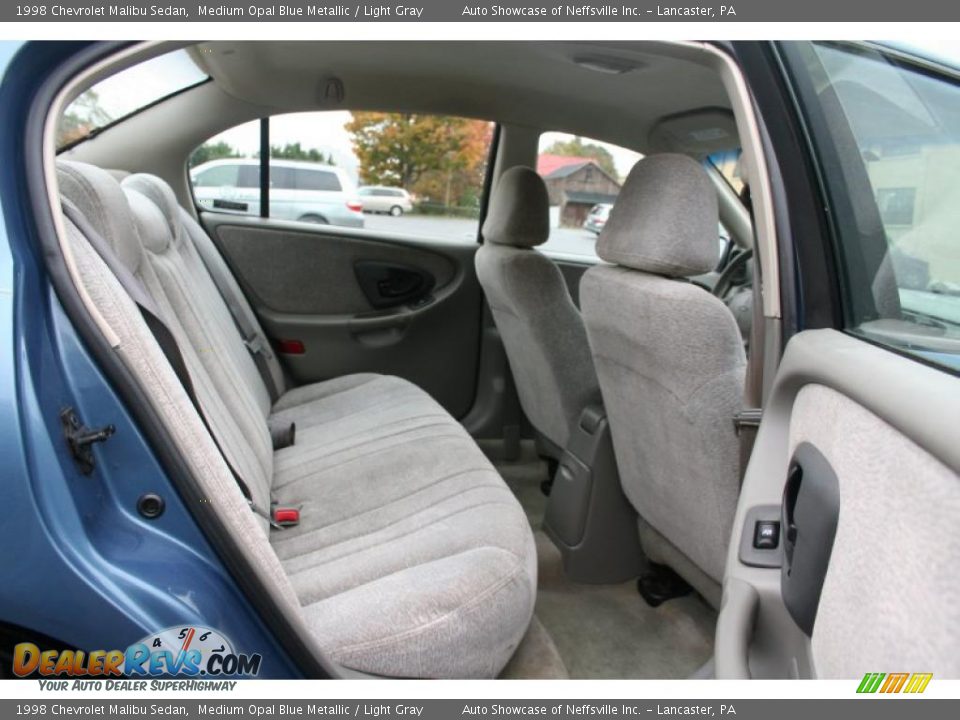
[580,154,746,604]
[476,166,600,452]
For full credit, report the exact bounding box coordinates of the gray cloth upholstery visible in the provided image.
[581,153,744,590]
[57,160,537,678]
[597,154,718,277]
[482,167,550,248]
[476,168,600,450]
[791,384,960,678]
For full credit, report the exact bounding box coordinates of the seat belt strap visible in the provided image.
[182,210,283,404]
[737,188,765,483]
[63,202,264,510]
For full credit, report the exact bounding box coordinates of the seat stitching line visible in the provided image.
[286,500,522,579]
[272,477,504,548]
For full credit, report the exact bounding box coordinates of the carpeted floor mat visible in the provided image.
[491,443,716,679]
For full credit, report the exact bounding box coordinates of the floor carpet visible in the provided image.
[490,442,717,679]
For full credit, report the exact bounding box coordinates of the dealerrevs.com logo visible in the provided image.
[13,625,262,678]
[857,672,933,694]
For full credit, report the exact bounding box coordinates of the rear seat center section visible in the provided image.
[56,160,537,679]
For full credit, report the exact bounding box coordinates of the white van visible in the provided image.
[191,158,364,228]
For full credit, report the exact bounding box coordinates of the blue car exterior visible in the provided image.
[0,41,300,678]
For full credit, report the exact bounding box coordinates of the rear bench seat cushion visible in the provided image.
[272,426,537,677]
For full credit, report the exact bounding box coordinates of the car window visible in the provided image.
[189,111,494,240]
[535,133,637,261]
[296,170,341,192]
[537,133,731,265]
[193,164,238,188]
[58,49,207,149]
[787,41,960,372]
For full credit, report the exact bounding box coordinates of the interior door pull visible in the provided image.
[780,443,840,636]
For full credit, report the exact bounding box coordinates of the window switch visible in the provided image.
[754,520,780,550]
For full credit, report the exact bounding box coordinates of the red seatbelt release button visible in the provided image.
[278,339,305,355]
[272,507,300,527]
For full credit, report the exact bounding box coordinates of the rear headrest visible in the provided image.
[597,154,717,277]
[482,166,549,248]
[123,188,175,255]
[122,174,183,246]
[57,160,142,274]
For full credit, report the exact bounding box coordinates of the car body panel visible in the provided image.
[0,39,300,677]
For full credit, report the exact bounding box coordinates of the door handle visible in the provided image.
[355,261,436,309]
[780,443,840,636]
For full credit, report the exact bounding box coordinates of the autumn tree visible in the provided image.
[57,89,112,146]
[543,137,618,179]
[347,113,492,210]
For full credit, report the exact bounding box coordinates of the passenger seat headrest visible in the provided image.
[597,154,718,277]
[482,166,549,248]
[122,174,183,245]
[57,160,142,274]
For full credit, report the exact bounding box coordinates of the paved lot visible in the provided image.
[363,213,600,259]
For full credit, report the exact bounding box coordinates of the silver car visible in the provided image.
[359,186,414,216]
[582,203,612,234]
[191,158,364,228]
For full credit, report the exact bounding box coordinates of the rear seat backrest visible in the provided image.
[122,181,275,487]
[55,160,313,647]
[177,206,288,400]
[59,161,275,517]
[122,174,275,416]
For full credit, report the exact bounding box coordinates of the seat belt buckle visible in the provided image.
[272,506,301,528]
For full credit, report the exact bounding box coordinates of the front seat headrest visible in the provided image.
[482,166,549,248]
[597,154,718,277]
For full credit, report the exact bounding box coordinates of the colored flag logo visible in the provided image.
[857,672,932,694]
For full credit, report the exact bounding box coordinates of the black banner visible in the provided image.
[3,0,960,22]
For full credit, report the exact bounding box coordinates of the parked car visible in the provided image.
[191,158,364,228]
[358,186,414,216]
[582,203,611,234]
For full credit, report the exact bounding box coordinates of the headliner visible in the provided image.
[188,41,735,155]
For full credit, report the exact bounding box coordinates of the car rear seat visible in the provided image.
[56,160,537,678]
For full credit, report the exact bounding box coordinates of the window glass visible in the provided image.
[793,42,960,372]
[536,133,639,260]
[58,50,206,149]
[189,111,494,241]
[237,165,261,189]
[537,133,731,265]
[296,169,342,192]
[193,164,238,189]
[707,149,746,195]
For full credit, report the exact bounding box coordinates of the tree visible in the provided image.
[346,113,492,209]
[189,140,240,167]
[268,142,336,165]
[543,137,618,179]
[57,89,112,146]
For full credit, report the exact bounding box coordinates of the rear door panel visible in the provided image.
[718,329,960,678]
[201,214,482,418]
